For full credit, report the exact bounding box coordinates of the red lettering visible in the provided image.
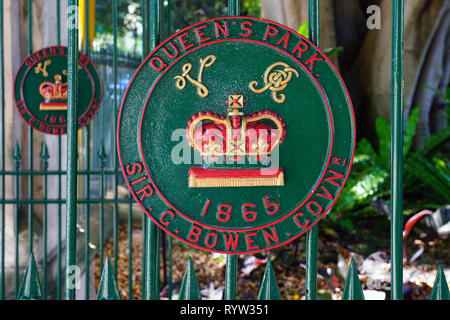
[317,185,333,200]
[263,227,279,245]
[264,26,278,41]
[160,210,174,226]
[162,42,179,59]
[131,176,147,186]
[126,163,143,175]
[264,196,279,215]
[137,184,154,200]
[224,233,239,250]
[201,199,211,217]
[294,212,309,228]
[305,53,324,71]
[188,225,202,243]
[205,232,218,248]
[325,170,344,187]
[215,22,229,38]
[292,40,308,59]
[307,201,322,216]
[78,54,90,67]
[217,204,232,223]
[246,232,259,250]
[178,32,194,51]
[150,56,167,71]
[195,25,211,43]
[332,157,342,165]
[49,46,57,55]
[240,21,253,37]
[277,32,290,49]
[243,203,257,222]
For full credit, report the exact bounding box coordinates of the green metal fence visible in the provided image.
[0,0,448,301]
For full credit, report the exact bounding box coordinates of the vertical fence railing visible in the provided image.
[305,0,320,301]
[27,0,34,257]
[0,0,4,301]
[83,0,92,301]
[142,0,161,301]
[223,0,240,301]
[391,0,405,300]
[112,0,119,282]
[65,0,80,301]
[55,0,63,301]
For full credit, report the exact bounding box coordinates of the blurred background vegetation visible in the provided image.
[92,0,449,243]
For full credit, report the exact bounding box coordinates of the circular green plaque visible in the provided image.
[118,17,356,254]
[14,46,103,135]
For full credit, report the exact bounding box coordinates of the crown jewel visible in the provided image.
[39,74,68,111]
[186,94,286,166]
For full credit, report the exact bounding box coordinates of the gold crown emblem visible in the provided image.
[186,94,286,157]
[39,74,68,111]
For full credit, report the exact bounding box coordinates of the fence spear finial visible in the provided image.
[342,258,365,300]
[179,256,202,300]
[430,265,449,300]
[257,259,281,300]
[97,255,121,300]
[17,252,43,300]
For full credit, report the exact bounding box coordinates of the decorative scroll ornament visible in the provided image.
[174,55,216,98]
[34,59,51,77]
[249,62,299,103]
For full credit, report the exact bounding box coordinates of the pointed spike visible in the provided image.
[430,265,449,300]
[97,256,121,300]
[257,259,281,300]
[40,142,49,160]
[40,142,50,169]
[97,140,107,167]
[13,142,22,160]
[17,252,43,300]
[342,259,365,300]
[179,257,202,300]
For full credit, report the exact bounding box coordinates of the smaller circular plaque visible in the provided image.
[14,46,103,135]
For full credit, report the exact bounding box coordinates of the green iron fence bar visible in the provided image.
[27,0,34,258]
[41,143,49,299]
[13,143,21,296]
[305,0,320,301]
[83,0,92,300]
[65,0,80,300]
[141,1,148,297]
[391,0,405,300]
[0,0,4,301]
[112,0,119,282]
[56,0,63,300]
[223,0,240,301]
[142,0,162,301]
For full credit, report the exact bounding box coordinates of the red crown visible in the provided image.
[186,94,286,157]
[39,74,67,111]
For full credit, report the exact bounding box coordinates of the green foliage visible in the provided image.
[332,106,450,227]
[297,21,309,38]
[296,21,344,57]
[242,0,261,17]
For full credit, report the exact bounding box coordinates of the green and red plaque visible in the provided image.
[14,46,103,135]
[118,17,356,254]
